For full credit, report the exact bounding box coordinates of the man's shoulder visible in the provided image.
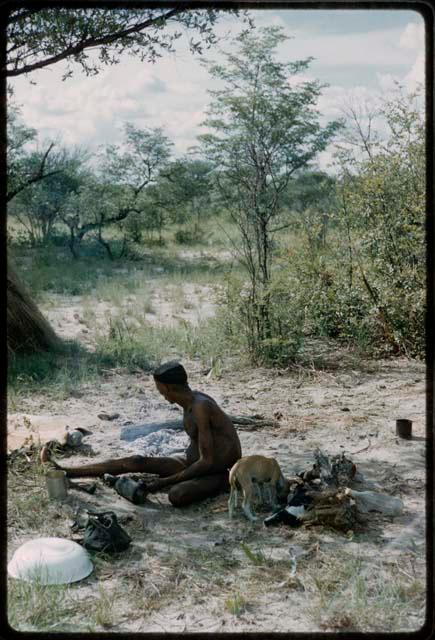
[192,390,216,407]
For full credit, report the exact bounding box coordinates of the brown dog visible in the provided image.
[228,455,289,521]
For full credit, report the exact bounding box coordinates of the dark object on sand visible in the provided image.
[104,474,148,505]
[287,484,315,508]
[68,480,97,494]
[98,412,120,421]
[264,507,303,527]
[396,419,412,439]
[264,485,314,527]
[83,511,131,553]
[266,450,359,530]
[303,449,356,487]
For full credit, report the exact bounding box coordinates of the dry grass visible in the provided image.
[224,592,248,616]
[7,448,427,633]
[7,578,84,632]
[8,447,72,536]
[304,550,426,632]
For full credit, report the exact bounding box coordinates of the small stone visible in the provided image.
[341,407,350,412]
[98,412,120,421]
[69,389,84,399]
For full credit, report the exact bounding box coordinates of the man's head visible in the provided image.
[153,361,189,403]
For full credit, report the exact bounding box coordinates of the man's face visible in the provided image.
[155,380,174,403]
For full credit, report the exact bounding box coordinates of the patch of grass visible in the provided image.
[7,578,77,631]
[224,592,247,617]
[94,317,165,370]
[7,341,101,404]
[92,585,116,629]
[7,448,72,536]
[7,309,244,407]
[12,241,238,305]
[94,305,242,373]
[305,552,426,632]
[80,297,97,326]
[8,239,248,402]
[240,542,268,566]
[12,245,115,299]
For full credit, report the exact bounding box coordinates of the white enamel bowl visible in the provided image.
[8,537,93,585]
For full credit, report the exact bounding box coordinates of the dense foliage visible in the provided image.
[5,8,243,78]
[199,26,342,362]
[7,17,425,362]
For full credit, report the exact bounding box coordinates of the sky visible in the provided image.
[10,9,425,172]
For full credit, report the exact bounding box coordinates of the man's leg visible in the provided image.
[168,472,229,507]
[51,455,187,478]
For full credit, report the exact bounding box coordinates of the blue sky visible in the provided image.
[10,9,425,171]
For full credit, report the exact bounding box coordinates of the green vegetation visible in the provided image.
[224,592,247,616]
[6,10,426,635]
[7,25,425,388]
[200,26,342,364]
[5,8,241,79]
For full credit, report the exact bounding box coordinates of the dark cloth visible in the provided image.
[153,361,188,385]
[287,485,314,507]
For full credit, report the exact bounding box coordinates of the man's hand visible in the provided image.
[144,479,167,493]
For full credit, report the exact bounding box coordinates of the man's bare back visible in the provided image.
[182,390,241,468]
[49,362,242,507]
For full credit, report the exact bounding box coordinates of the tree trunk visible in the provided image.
[67,227,80,259]
[97,227,114,260]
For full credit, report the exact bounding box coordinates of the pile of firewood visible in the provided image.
[300,487,359,530]
[285,449,359,531]
[285,448,403,531]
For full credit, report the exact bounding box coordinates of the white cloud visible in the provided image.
[275,26,416,68]
[9,12,425,166]
[376,19,424,92]
[405,51,425,89]
[376,63,424,94]
[399,21,424,49]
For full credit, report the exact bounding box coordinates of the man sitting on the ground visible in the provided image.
[48,361,242,507]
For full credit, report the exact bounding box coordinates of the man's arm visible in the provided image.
[147,404,215,491]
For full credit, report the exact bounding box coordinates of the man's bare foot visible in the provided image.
[40,444,51,464]
[39,443,62,468]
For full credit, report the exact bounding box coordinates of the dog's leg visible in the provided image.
[255,482,264,504]
[242,485,258,522]
[252,479,261,504]
[228,486,237,518]
[269,484,280,510]
[262,482,273,505]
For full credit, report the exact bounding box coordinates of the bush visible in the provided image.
[213,272,305,367]
[272,238,425,359]
[174,227,205,245]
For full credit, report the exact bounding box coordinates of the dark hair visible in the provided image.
[153,361,188,385]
